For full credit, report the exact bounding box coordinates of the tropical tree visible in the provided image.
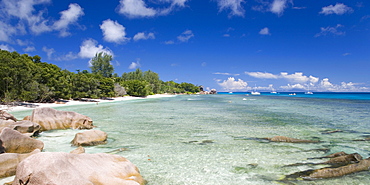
[90,52,114,77]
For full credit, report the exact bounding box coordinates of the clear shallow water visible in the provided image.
[4,94,370,185]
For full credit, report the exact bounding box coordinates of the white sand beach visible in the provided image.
[0,94,176,113]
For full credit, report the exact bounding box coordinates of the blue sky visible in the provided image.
[1,0,369,92]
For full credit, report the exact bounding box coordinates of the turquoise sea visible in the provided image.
[5,93,370,185]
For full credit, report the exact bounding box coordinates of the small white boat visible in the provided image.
[251,85,260,95]
[305,85,313,94]
[270,86,277,94]
[251,91,261,95]
[289,93,296,96]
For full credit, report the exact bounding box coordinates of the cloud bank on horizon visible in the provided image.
[216,72,366,92]
[0,0,369,92]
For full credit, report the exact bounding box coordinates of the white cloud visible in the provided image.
[214,72,240,76]
[133,32,155,41]
[42,46,55,59]
[246,71,319,84]
[246,71,367,92]
[245,72,278,79]
[217,77,248,91]
[0,22,20,42]
[315,24,345,37]
[0,0,52,35]
[320,3,353,15]
[280,72,318,84]
[53,3,84,37]
[0,1,84,41]
[118,0,156,18]
[259,27,271,35]
[23,46,36,52]
[129,59,141,69]
[78,38,113,59]
[270,0,288,16]
[117,0,188,18]
[215,0,246,17]
[0,44,14,51]
[279,83,306,90]
[279,78,368,92]
[342,53,351,56]
[164,40,175,45]
[100,19,129,44]
[177,30,194,42]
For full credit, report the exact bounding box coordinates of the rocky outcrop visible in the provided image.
[285,153,362,168]
[0,110,17,122]
[282,152,370,182]
[1,120,40,136]
[0,149,40,178]
[266,136,320,143]
[322,153,362,165]
[70,146,85,154]
[9,121,41,137]
[0,128,44,153]
[302,158,370,179]
[13,152,146,185]
[30,107,94,131]
[71,130,108,146]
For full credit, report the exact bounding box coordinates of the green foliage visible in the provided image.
[0,50,201,103]
[90,52,114,77]
[122,80,150,97]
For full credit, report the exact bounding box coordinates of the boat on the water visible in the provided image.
[251,91,261,95]
[251,85,260,95]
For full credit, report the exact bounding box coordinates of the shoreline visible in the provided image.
[1,94,176,113]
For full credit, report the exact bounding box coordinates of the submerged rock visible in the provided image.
[71,130,108,146]
[0,128,44,153]
[303,158,370,180]
[283,152,370,181]
[0,149,40,178]
[322,153,362,165]
[13,152,146,185]
[30,107,94,131]
[285,153,362,167]
[309,151,348,159]
[266,136,320,143]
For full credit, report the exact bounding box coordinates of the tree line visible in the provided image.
[0,50,201,103]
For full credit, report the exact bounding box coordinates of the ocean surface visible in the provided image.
[4,92,370,185]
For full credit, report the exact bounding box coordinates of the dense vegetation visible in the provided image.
[0,50,200,103]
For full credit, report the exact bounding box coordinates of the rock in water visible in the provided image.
[0,149,40,178]
[13,152,146,185]
[304,158,370,179]
[0,128,44,153]
[267,136,319,143]
[71,130,108,146]
[30,107,94,131]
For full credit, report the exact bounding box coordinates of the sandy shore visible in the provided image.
[0,94,176,113]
